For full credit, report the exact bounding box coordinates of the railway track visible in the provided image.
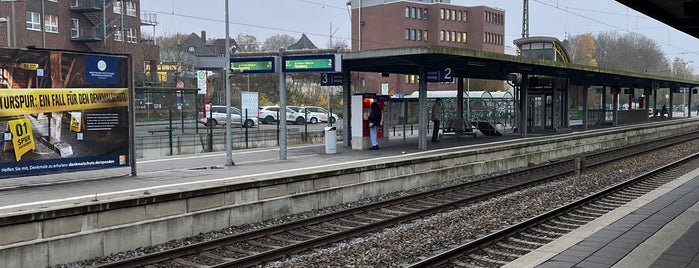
[96,133,699,268]
[408,150,699,267]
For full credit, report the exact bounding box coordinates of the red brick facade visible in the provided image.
[0,0,159,84]
[350,1,505,94]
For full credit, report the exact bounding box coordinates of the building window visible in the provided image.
[411,29,416,40]
[70,0,78,7]
[451,10,456,21]
[71,18,79,38]
[45,14,58,33]
[48,0,57,2]
[405,75,410,84]
[451,31,455,42]
[26,11,41,31]
[445,9,450,20]
[114,28,123,41]
[457,11,462,21]
[127,28,137,43]
[463,11,468,22]
[423,30,428,42]
[114,0,122,14]
[405,7,410,18]
[411,7,416,18]
[440,8,444,20]
[417,30,422,41]
[126,1,136,16]
[462,32,467,43]
[405,29,410,40]
[440,30,444,41]
[417,8,422,19]
[423,8,428,20]
[456,31,461,43]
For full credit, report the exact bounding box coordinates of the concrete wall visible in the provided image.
[1,120,697,267]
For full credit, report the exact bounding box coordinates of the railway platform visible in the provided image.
[505,165,699,268]
[0,119,698,267]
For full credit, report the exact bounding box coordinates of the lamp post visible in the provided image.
[0,17,9,47]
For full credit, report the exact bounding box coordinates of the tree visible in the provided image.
[671,57,694,79]
[157,32,194,65]
[236,33,260,52]
[262,34,296,51]
[330,37,350,51]
[572,33,597,66]
[592,32,670,75]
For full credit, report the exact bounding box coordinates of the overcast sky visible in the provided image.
[141,0,699,69]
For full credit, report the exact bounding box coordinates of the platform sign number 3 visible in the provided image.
[3,118,36,161]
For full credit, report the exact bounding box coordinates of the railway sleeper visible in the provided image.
[568,210,601,220]
[321,221,353,231]
[546,219,581,230]
[224,245,255,256]
[595,199,626,207]
[519,231,555,243]
[202,252,235,262]
[353,213,386,222]
[451,259,484,268]
[555,216,589,226]
[173,257,207,267]
[507,236,545,248]
[268,234,305,244]
[337,218,367,227]
[467,253,510,266]
[483,246,522,260]
[605,195,634,203]
[581,204,613,214]
[338,216,372,226]
[247,239,281,250]
[533,225,569,235]
[494,241,533,255]
[287,229,326,239]
[528,228,563,239]
[299,225,334,236]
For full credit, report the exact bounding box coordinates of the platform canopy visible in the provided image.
[342,45,699,89]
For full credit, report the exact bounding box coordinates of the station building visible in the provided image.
[348,0,505,94]
[0,0,160,86]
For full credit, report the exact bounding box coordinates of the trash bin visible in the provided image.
[324,126,337,154]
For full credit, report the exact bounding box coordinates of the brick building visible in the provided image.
[348,0,505,94]
[0,0,159,85]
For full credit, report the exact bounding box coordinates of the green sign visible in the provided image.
[282,54,337,72]
[230,57,275,73]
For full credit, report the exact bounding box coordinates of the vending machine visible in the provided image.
[351,93,389,149]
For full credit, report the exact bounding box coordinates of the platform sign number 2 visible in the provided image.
[3,118,36,161]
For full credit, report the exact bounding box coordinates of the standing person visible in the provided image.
[431,98,442,142]
[368,101,382,150]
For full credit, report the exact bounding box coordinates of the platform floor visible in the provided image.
[505,167,699,268]
[1,123,697,267]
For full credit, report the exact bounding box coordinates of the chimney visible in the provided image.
[200,31,207,43]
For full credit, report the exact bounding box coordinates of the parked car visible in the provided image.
[199,106,257,128]
[258,106,306,125]
[300,106,339,124]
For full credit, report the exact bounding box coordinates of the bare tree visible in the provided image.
[262,34,296,51]
[593,32,670,75]
[236,33,260,52]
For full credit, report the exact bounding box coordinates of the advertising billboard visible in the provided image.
[0,48,131,178]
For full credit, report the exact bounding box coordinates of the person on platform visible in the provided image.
[660,105,668,118]
[368,102,382,150]
[431,98,442,142]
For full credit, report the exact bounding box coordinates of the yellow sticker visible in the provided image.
[70,112,82,132]
[19,63,40,70]
[7,118,36,161]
